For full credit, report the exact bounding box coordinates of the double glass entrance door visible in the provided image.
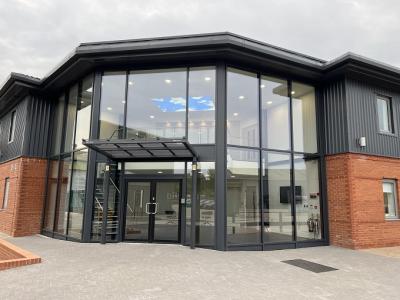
[124,180,181,242]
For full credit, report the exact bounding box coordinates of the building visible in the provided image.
[0,32,399,251]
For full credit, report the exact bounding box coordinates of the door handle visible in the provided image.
[145,203,151,215]
[145,203,157,214]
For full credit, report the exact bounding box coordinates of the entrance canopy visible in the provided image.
[82,138,198,162]
[83,137,199,249]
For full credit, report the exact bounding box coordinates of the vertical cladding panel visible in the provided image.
[346,78,400,157]
[322,78,348,154]
[23,95,52,158]
[0,97,29,162]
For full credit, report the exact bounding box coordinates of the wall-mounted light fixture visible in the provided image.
[359,136,366,147]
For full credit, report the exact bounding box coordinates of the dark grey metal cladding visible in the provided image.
[322,78,349,154]
[0,96,29,162]
[346,77,400,157]
[22,95,52,158]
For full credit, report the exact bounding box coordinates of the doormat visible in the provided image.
[282,259,337,273]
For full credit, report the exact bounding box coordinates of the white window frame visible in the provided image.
[8,110,16,143]
[2,178,10,210]
[376,96,394,134]
[383,179,398,220]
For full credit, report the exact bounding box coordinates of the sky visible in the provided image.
[0,0,399,84]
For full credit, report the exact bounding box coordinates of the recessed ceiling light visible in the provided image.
[238,95,245,100]
[260,84,265,88]
[80,101,84,104]
[107,107,112,111]
[122,100,126,104]
[86,87,93,93]
[291,91,295,95]
[165,79,171,84]
[204,77,211,81]
[267,101,273,105]
[149,115,155,119]
[233,112,239,116]
[128,81,133,85]
[157,171,163,174]
[231,175,236,178]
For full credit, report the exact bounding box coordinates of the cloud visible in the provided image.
[0,0,399,84]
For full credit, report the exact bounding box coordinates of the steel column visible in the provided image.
[190,159,198,249]
[101,162,110,244]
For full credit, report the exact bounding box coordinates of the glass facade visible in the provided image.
[43,75,93,240]
[261,76,290,150]
[227,68,259,147]
[226,67,322,247]
[262,152,293,243]
[126,69,186,139]
[188,67,216,144]
[42,64,322,249]
[187,162,215,246]
[99,72,126,139]
[294,156,321,240]
[292,82,317,153]
[227,148,261,245]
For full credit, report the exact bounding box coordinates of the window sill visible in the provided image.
[385,218,400,221]
[378,131,396,137]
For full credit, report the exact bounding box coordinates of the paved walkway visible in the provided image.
[363,246,400,259]
[0,235,399,299]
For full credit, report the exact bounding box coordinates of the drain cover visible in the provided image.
[282,259,337,273]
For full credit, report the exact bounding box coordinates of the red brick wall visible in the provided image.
[326,153,400,249]
[0,157,47,237]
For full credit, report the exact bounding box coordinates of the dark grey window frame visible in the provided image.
[41,73,95,242]
[225,63,325,250]
[376,95,395,135]
[8,110,16,143]
[97,65,217,145]
[41,61,327,252]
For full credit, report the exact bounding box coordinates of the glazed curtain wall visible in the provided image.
[226,67,322,246]
[98,67,216,143]
[42,75,93,240]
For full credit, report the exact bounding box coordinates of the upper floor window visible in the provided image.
[2,178,10,209]
[99,72,126,140]
[383,180,398,219]
[227,68,259,147]
[377,96,394,134]
[8,111,16,143]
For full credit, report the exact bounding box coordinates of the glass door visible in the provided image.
[125,182,151,240]
[124,180,181,243]
[153,181,181,242]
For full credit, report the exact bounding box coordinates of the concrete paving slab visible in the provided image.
[362,246,400,259]
[0,235,399,299]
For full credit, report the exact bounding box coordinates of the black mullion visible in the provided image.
[123,71,129,139]
[51,156,62,236]
[52,90,69,235]
[185,67,189,140]
[288,80,297,243]
[71,81,82,152]
[65,152,75,237]
[258,74,264,248]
